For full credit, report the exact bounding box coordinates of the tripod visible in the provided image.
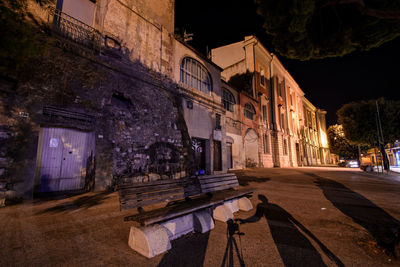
[221,219,245,267]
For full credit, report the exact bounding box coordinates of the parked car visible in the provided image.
[338,159,359,168]
[346,160,359,168]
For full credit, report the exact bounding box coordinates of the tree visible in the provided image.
[327,124,359,159]
[254,0,400,60]
[0,0,49,72]
[337,98,400,170]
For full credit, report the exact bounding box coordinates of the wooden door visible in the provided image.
[213,140,222,171]
[39,127,94,192]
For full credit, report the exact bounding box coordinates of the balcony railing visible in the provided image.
[48,7,102,52]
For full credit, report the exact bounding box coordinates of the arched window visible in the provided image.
[180,57,212,94]
[244,103,256,120]
[222,88,236,112]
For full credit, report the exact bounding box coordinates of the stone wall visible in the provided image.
[0,34,192,198]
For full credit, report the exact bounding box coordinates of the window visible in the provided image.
[262,105,267,123]
[244,103,256,120]
[260,67,265,86]
[290,93,293,106]
[280,113,285,130]
[215,113,221,130]
[222,88,236,112]
[263,134,270,154]
[278,79,283,97]
[59,0,96,26]
[283,139,288,155]
[180,57,212,94]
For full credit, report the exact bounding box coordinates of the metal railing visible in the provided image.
[48,7,102,52]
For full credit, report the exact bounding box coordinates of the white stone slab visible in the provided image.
[193,210,214,233]
[213,204,234,222]
[128,224,171,258]
[238,197,253,211]
[161,214,194,240]
[224,199,239,213]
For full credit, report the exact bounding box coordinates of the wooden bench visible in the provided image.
[197,173,254,221]
[118,173,253,258]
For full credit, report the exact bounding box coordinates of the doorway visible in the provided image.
[37,127,95,192]
[213,140,222,171]
[244,128,259,167]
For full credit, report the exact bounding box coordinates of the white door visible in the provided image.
[244,129,259,167]
[39,127,93,192]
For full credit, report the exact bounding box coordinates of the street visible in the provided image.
[1,167,400,266]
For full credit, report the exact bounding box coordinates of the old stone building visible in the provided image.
[0,0,227,200]
[221,81,244,169]
[301,98,330,166]
[211,36,330,169]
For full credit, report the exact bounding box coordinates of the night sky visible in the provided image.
[175,0,400,127]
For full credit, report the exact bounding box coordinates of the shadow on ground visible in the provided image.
[36,191,112,214]
[302,171,400,257]
[238,194,344,267]
[157,231,210,267]
[232,171,270,186]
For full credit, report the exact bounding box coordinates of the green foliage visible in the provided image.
[228,71,254,95]
[255,0,400,60]
[327,124,359,158]
[0,0,49,72]
[337,98,400,145]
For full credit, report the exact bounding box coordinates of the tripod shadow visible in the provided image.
[237,195,344,267]
[221,219,246,267]
[311,174,400,257]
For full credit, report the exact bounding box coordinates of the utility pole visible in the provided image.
[376,100,390,172]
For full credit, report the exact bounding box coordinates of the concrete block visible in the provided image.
[193,210,214,233]
[213,204,233,222]
[161,214,194,240]
[238,197,253,211]
[128,224,171,258]
[224,199,239,213]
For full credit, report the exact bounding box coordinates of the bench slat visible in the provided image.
[200,180,238,189]
[197,174,236,180]
[121,193,187,210]
[125,197,225,225]
[201,184,239,193]
[121,184,201,204]
[119,177,196,190]
[120,180,196,195]
[121,188,184,203]
[198,177,238,184]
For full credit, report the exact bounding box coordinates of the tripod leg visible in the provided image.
[232,238,245,267]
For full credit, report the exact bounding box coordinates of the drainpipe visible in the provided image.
[269,54,276,131]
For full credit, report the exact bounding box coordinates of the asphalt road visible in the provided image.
[1,167,400,266]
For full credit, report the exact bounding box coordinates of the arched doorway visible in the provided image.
[244,128,259,167]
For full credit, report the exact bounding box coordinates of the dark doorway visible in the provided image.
[226,142,233,169]
[213,140,222,171]
[192,137,206,175]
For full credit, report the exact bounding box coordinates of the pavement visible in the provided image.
[390,167,400,173]
[1,167,400,266]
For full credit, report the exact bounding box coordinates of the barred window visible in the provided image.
[222,88,236,112]
[180,57,212,94]
[244,103,256,120]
